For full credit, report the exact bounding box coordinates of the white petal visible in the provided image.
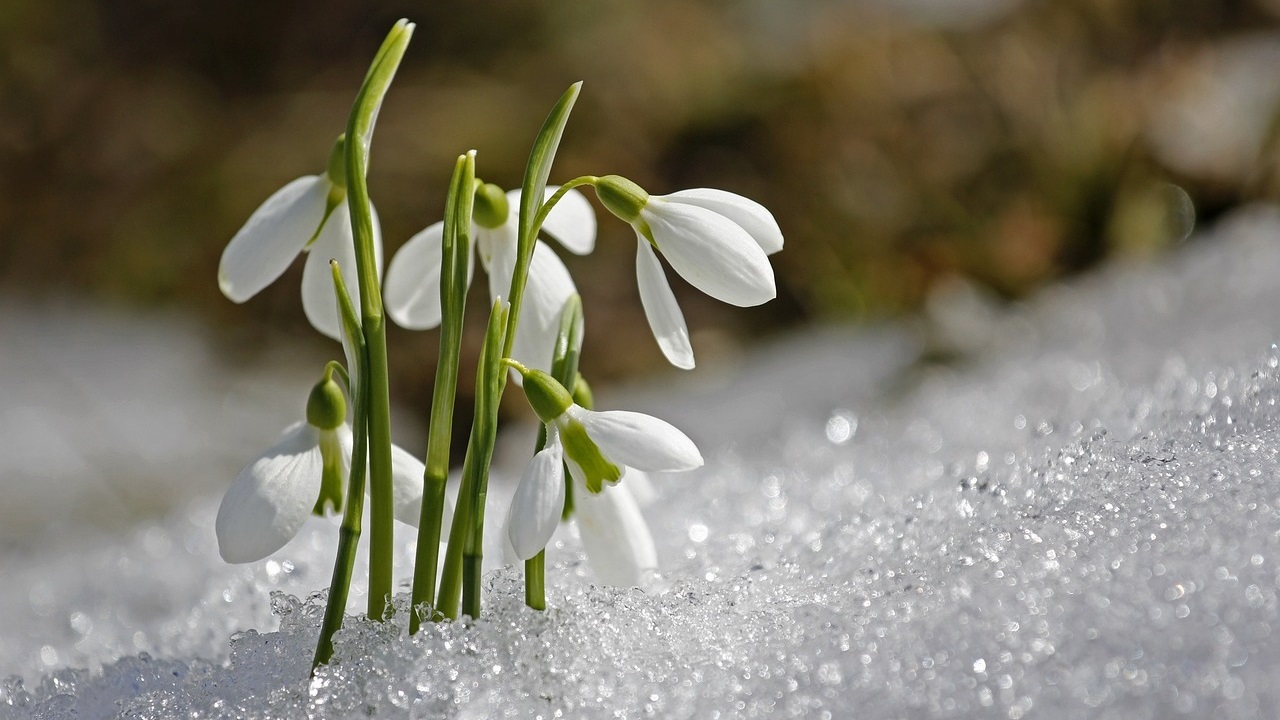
[663,188,783,255]
[302,202,385,341]
[623,467,657,507]
[384,221,445,329]
[642,201,775,307]
[481,221,519,299]
[215,422,323,563]
[635,239,694,370]
[571,406,703,472]
[506,438,567,560]
[510,241,579,374]
[219,176,329,303]
[574,479,656,586]
[540,186,596,255]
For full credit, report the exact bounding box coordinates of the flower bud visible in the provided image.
[594,175,649,225]
[473,182,510,229]
[518,366,575,423]
[306,375,347,430]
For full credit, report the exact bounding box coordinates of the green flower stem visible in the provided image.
[532,176,598,234]
[435,448,473,620]
[314,262,370,670]
[525,552,546,610]
[344,19,413,620]
[410,151,476,633]
[322,360,350,390]
[463,301,509,618]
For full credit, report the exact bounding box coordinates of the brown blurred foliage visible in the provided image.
[2,0,1280,413]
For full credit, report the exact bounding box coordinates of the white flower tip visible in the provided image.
[660,341,696,370]
[670,436,704,471]
[217,268,250,304]
[215,497,282,565]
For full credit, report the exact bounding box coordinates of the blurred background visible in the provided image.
[3,0,1280,421]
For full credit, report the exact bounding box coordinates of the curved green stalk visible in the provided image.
[532,176,598,233]
[344,19,413,619]
[314,262,370,669]
[410,151,475,633]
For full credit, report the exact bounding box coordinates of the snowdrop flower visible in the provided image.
[218,135,383,341]
[594,175,782,369]
[503,363,702,567]
[215,374,426,564]
[384,184,595,373]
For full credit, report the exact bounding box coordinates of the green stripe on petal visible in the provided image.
[573,407,703,472]
[560,416,621,494]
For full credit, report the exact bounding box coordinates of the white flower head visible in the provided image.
[383,184,595,374]
[218,135,384,341]
[595,175,782,370]
[215,374,431,564]
[503,363,701,565]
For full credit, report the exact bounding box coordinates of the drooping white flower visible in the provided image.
[215,379,431,564]
[595,176,782,370]
[504,364,701,569]
[217,419,351,564]
[383,185,595,373]
[218,137,384,341]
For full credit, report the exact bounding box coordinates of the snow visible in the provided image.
[6,206,1280,717]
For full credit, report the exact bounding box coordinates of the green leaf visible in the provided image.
[518,82,582,244]
[504,82,582,356]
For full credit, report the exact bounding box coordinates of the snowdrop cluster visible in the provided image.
[211,19,782,667]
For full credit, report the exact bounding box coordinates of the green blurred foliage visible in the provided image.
[2,0,1279,408]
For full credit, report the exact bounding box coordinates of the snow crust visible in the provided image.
[6,207,1280,717]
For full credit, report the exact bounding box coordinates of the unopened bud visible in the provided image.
[473,182,510,229]
[594,175,648,225]
[306,375,347,430]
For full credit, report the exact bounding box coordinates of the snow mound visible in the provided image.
[5,207,1280,718]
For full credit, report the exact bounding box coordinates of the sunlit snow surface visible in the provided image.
[7,207,1280,717]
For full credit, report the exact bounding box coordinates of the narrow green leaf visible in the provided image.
[504,82,582,357]
[518,82,582,244]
